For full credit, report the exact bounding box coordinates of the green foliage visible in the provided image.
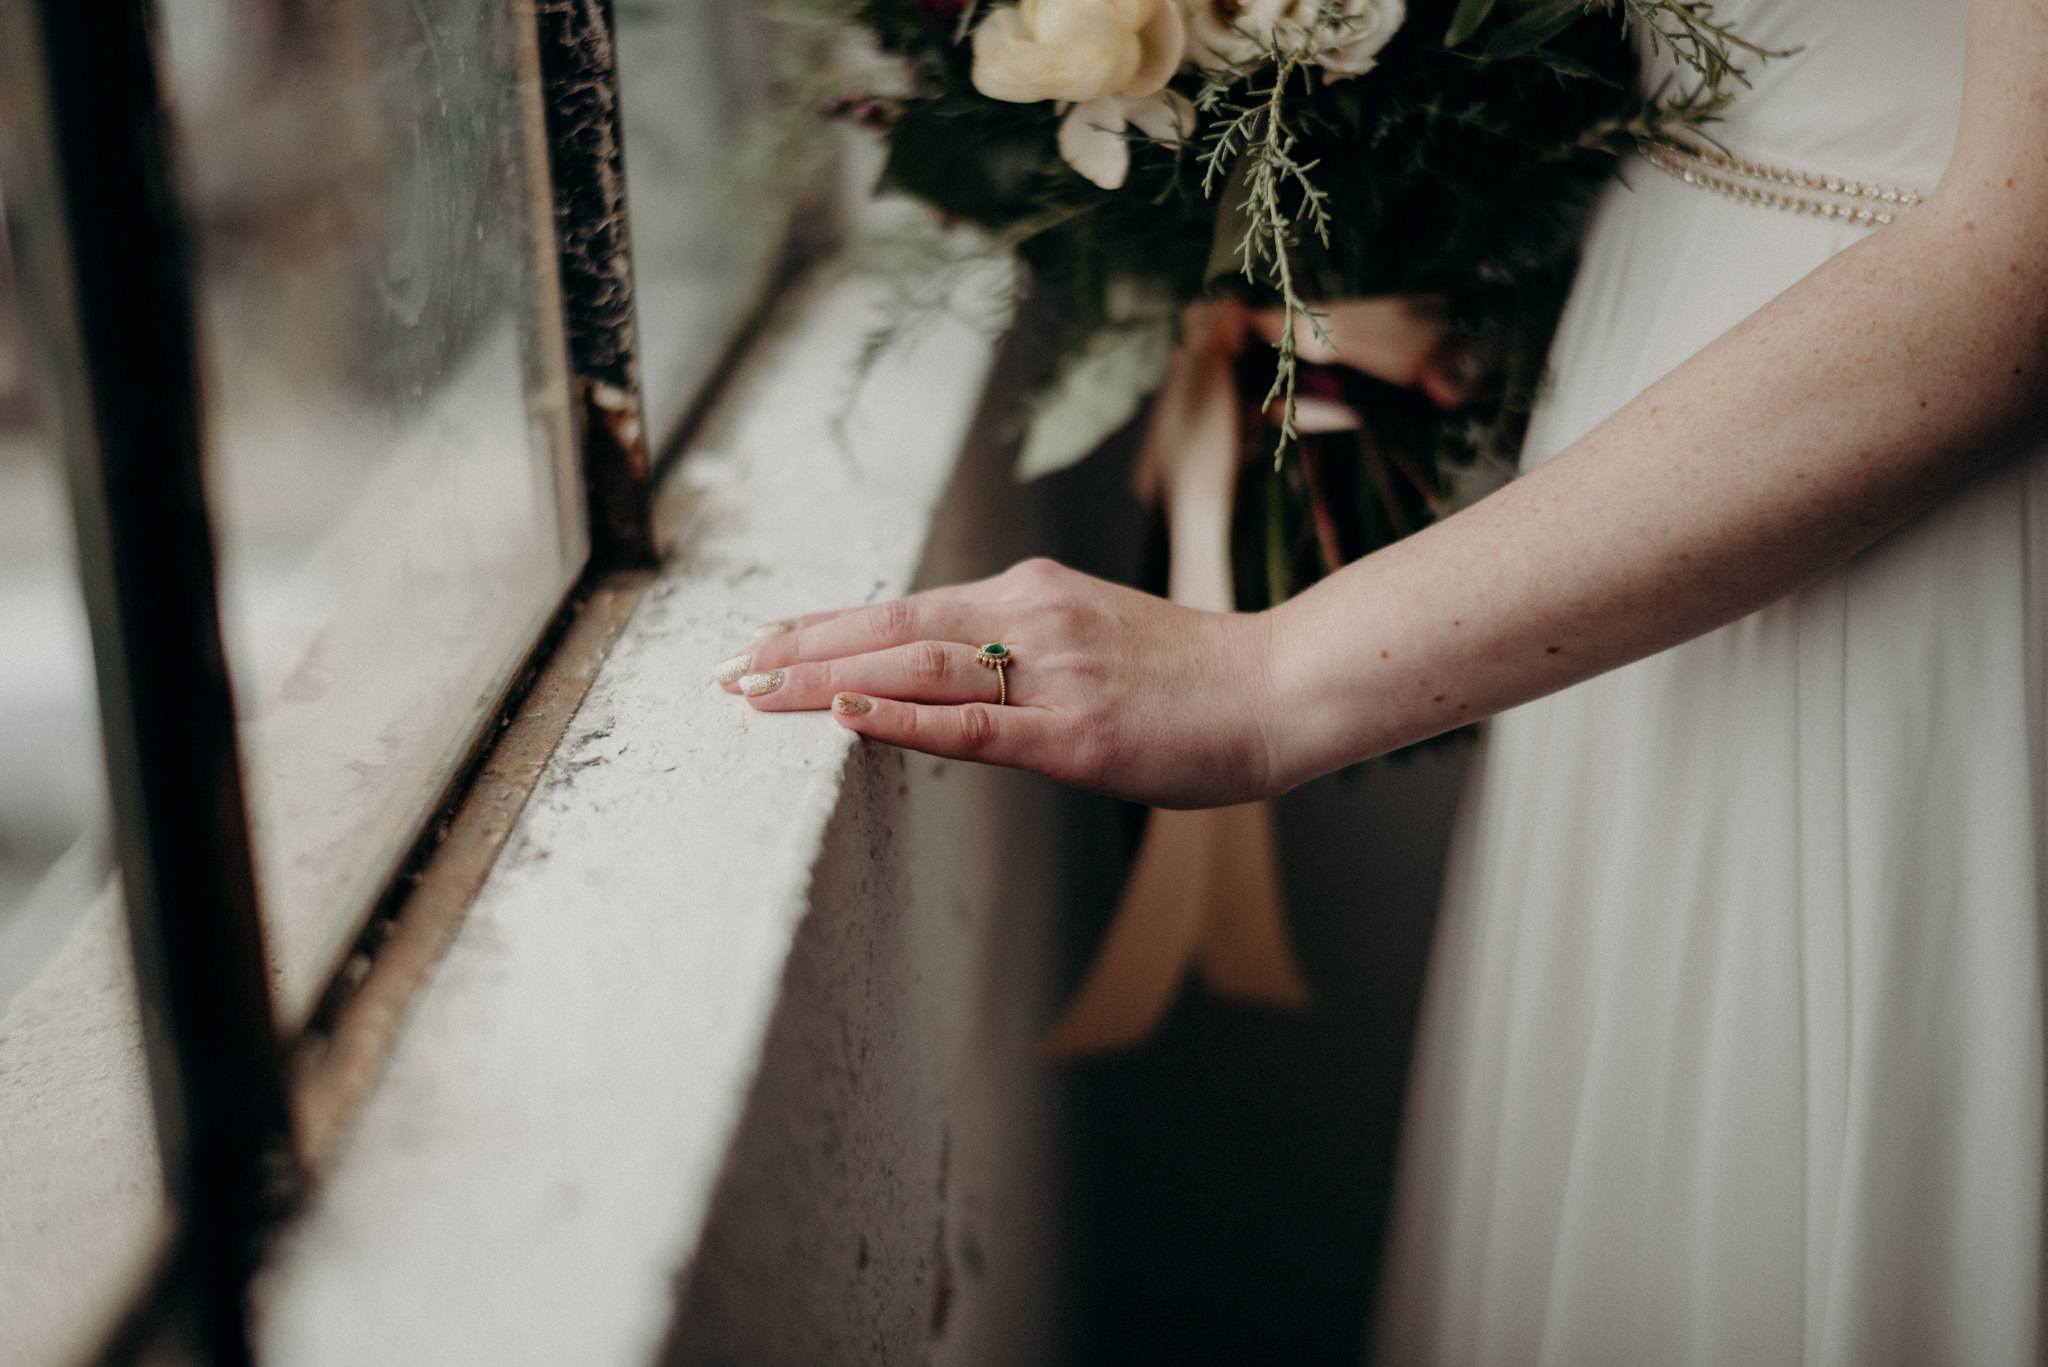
[1614,0,1789,107]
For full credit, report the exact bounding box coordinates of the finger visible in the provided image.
[827,693,1054,769]
[716,595,995,687]
[735,641,1005,711]
[736,578,993,643]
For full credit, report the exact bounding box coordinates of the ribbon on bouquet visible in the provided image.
[1039,299,1326,1056]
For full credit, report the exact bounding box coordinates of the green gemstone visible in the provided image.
[983,643,1007,657]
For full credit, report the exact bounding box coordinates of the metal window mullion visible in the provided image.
[1,2,297,1362]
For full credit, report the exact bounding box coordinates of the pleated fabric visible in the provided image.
[1373,3,2047,1362]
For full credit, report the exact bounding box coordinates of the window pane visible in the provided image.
[159,0,586,1025]
[616,0,786,438]
[0,210,170,1367]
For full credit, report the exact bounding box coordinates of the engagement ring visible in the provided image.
[975,644,1012,706]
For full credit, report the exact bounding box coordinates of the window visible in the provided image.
[166,0,586,1028]
[0,0,795,1359]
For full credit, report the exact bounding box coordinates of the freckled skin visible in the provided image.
[1245,0,2048,790]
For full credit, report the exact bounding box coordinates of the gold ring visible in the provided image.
[975,643,1011,706]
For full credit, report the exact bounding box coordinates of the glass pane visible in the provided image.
[0,200,170,1367]
[616,0,786,438]
[158,0,586,1025]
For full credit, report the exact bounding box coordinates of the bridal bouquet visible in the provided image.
[828,0,1772,601]
[801,0,1775,1053]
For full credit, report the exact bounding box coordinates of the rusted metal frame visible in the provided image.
[535,0,658,569]
[0,2,294,1363]
[288,570,650,1167]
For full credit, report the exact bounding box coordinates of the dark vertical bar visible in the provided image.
[0,3,296,1363]
[535,0,658,569]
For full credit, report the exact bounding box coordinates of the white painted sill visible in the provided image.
[254,258,1017,1366]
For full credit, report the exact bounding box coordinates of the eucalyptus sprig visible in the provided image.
[1614,0,1790,99]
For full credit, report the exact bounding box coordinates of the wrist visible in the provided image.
[1240,597,1345,795]
[1225,607,1287,799]
[1259,572,1419,786]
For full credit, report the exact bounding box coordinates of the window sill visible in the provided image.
[252,256,1050,1365]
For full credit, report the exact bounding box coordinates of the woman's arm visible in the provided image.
[1261,0,2048,786]
[719,0,2048,807]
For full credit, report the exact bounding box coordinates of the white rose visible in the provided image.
[1179,0,1404,76]
[972,0,1194,190]
[971,0,1186,104]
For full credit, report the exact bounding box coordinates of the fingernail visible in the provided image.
[753,619,796,639]
[712,652,751,685]
[833,693,872,716]
[739,670,785,697]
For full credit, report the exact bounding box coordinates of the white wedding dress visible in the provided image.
[1373,2,2046,1363]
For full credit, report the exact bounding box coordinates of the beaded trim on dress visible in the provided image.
[1641,141,1925,227]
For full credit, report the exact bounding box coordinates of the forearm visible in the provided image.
[1259,182,2048,788]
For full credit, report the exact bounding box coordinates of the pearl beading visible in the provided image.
[1641,141,1924,228]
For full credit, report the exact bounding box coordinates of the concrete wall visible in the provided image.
[662,734,1078,1367]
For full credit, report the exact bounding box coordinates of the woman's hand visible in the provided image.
[711,557,1282,809]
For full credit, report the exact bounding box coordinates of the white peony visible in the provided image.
[972,0,1195,190]
[1178,0,1405,77]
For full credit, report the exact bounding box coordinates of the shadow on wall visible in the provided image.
[659,288,1464,1367]
[1065,751,1465,1367]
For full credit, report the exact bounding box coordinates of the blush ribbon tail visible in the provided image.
[1039,301,1312,1058]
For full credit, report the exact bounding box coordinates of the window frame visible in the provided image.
[0,0,807,1359]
